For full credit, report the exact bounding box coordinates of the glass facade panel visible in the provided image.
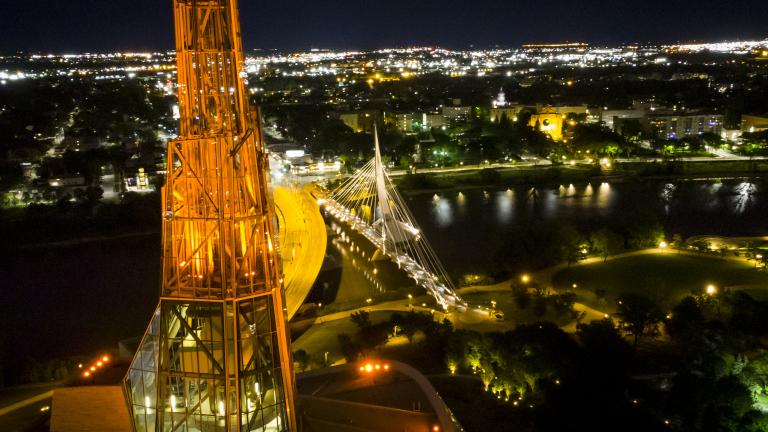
[237,297,289,432]
[124,307,161,432]
[125,298,290,432]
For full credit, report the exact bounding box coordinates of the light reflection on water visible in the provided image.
[495,189,514,223]
[432,196,454,228]
[584,183,594,197]
[596,182,612,209]
[733,182,757,214]
[661,183,677,214]
[422,180,763,230]
[407,179,766,273]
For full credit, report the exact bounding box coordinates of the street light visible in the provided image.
[659,241,668,249]
[521,274,530,284]
[706,284,717,296]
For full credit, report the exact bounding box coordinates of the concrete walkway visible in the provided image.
[0,390,53,417]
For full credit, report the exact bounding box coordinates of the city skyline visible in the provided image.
[1,0,767,53]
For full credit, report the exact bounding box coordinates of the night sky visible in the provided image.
[0,0,767,53]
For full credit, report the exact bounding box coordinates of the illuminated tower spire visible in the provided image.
[124,0,297,430]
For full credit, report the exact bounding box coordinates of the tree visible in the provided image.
[349,310,389,353]
[391,311,435,343]
[594,288,608,304]
[560,224,584,267]
[512,285,532,310]
[576,319,632,393]
[626,217,665,249]
[293,349,310,372]
[615,294,664,346]
[444,332,466,374]
[590,228,624,262]
[495,221,584,274]
[337,333,362,363]
[477,168,501,184]
[350,310,372,331]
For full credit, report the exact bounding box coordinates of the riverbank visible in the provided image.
[15,230,159,249]
[395,159,768,194]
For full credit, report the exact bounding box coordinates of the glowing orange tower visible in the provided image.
[124,0,296,430]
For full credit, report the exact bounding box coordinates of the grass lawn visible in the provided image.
[459,291,574,331]
[552,253,768,312]
[292,310,396,365]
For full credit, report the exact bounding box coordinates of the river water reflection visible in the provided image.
[404,178,768,275]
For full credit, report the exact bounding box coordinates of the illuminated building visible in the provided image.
[441,105,472,127]
[601,107,647,131]
[339,110,381,133]
[522,42,590,49]
[386,112,444,133]
[123,0,297,430]
[491,88,508,108]
[124,168,152,192]
[528,107,584,141]
[648,113,724,139]
[529,112,565,141]
[528,105,594,140]
[490,106,527,123]
[741,114,768,133]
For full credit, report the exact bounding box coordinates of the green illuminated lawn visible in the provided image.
[552,253,768,311]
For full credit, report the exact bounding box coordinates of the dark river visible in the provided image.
[406,178,768,275]
[3,177,768,364]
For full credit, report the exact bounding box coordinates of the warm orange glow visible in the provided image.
[96,361,103,367]
[83,372,90,378]
[102,355,110,362]
[90,366,96,372]
[360,362,391,374]
[139,1,299,429]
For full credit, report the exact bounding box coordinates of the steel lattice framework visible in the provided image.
[124,1,296,431]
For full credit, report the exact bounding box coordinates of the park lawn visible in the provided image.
[292,310,397,366]
[459,291,574,330]
[552,253,768,312]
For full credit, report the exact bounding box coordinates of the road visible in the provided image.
[273,185,327,319]
[615,155,768,163]
[270,152,768,194]
[0,384,59,432]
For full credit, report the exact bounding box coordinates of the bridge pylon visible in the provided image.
[323,130,466,311]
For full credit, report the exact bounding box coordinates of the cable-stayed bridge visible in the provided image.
[321,130,467,311]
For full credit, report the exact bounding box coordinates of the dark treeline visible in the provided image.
[325,288,768,431]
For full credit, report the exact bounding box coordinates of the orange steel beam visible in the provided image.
[136,0,298,430]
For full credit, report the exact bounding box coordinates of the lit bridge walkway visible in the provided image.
[320,129,466,311]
